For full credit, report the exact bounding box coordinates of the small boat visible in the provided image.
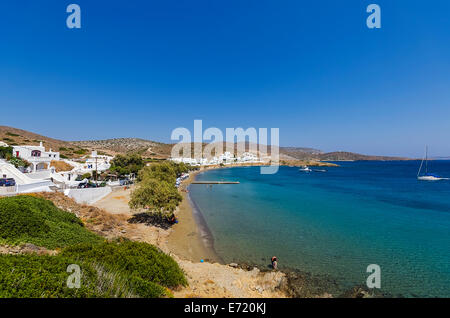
[299,165,312,172]
[313,169,327,173]
[417,146,445,181]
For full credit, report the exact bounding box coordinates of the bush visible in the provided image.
[0,146,12,159]
[0,196,102,249]
[57,239,186,297]
[61,240,187,289]
[0,254,165,298]
[74,149,88,155]
[8,157,30,168]
[76,172,91,181]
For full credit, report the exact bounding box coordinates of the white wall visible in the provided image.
[64,187,112,205]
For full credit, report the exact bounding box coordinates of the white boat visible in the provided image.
[299,165,312,172]
[417,146,445,181]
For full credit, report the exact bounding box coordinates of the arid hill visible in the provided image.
[0,126,410,161]
[281,150,409,161]
[71,138,173,159]
[0,126,88,159]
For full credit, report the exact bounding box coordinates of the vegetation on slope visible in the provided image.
[61,239,188,290]
[0,254,139,298]
[0,195,102,249]
[0,196,187,298]
[0,240,185,298]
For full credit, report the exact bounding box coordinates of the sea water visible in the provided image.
[188,161,450,297]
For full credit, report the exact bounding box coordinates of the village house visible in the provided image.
[13,142,60,172]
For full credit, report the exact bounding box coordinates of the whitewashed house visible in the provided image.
[83,151,112,172]
[241,152,259,162]
[13,142,60,172]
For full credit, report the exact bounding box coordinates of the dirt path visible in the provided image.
[93,187,134,215]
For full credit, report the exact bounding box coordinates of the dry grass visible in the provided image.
[33,192,129,239]
[50,160,74,172]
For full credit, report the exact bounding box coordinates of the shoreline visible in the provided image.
[167,168,223,264]
[167,164,273,264]
[166,162,336,265]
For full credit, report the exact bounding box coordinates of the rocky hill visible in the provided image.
[0,126,410,161]
[0,126,87,159]
[71,138,173,159]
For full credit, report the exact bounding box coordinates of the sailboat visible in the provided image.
[299,165,312,172]
[417,146,444,181]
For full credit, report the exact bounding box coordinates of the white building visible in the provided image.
[83,151,112,172]
[13,142,60,172]
[170,151,263,166]
[240,152,259,162]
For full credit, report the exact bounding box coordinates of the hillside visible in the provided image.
[281,150,409,161]
[0,126,88,159]
[0,126,409,161]
[316,151,409,161]
[71,138,172,159]
[0,195,187,298]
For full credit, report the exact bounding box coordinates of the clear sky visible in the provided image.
[1,1,449,157]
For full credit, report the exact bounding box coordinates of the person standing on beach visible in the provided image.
[271,256,278,270]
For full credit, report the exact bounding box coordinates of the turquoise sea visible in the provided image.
[188,161,450,297]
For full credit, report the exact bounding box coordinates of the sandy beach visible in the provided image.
[93,170,221,263]
[166,170,222,263]
[87,168,288,298]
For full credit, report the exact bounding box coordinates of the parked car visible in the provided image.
[0,178,16,187]
[77,182,89,189]
[119,179,133,186]
[78,182,102,189]
[77,182,86,188]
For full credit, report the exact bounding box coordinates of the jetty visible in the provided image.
[191,181,240,184]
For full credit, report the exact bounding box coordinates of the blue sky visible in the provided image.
[1,0,449,157]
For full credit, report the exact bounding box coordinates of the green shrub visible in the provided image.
[74,149,88,155]
[76,172,91,181]
[0,254,165,298]
[61,240,187,289]
[8,157,30,168]
[0,146,12,159]
[0,196,102,249]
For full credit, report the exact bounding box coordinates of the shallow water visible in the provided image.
[188,161,450,297]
